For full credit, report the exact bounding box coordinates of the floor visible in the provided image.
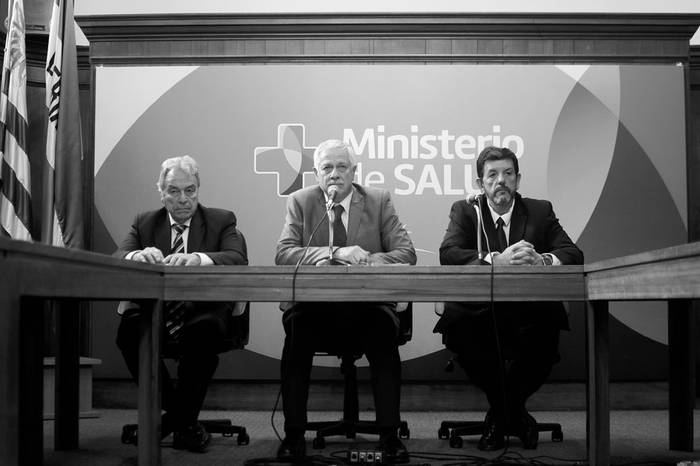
[42,408,700,465]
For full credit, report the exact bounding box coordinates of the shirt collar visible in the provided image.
[324,186,354,213]
[168,213,192,228]
[487,199,514,227]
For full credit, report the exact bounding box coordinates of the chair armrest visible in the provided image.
[232,301,247,317]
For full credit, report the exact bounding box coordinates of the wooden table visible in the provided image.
[0,237,164,466]
[585,242,700,465]
[1,235,698,466]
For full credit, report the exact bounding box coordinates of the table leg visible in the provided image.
[55,299,80,450]
[18,297,44,465]
[0,272,20,466]
[138,299,162,466]
[586,300,610,466]
[668,299,695,451]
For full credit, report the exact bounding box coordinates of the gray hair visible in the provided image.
[156,155,200,192]
[313,139,356,170]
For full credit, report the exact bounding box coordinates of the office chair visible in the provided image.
[436,348,562,447]
[438,413,563,448]
[306,303,412,449]
[121,301,251,446]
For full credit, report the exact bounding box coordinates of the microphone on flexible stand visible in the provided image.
[326,186,339,263]
[467,192,485,261]
[291,185,339,301]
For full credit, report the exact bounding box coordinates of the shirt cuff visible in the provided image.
[484,252,498,264]
[195,252,213,266]
[543,253,562,266]
[125,250,139,260]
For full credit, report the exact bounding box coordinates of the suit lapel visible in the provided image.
[509,197,527,245]
[188,207,205,253]
[347,188,364,244]
[155,209,171,254]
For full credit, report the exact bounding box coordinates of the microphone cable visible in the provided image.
[290,199,335,303]
[474,195,512,455]
[274,193,336,457]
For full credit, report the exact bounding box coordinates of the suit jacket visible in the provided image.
[434,193,583,333]
[115,204,248,316]
[115,204,248,265]
[276,183,416,266]
[276,183,416,312]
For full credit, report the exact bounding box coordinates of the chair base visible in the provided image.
[199,419,250,445]
[121,419,250,447]
[307,419,410,449]
[438,420,563,449]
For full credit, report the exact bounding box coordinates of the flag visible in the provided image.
[0,0,31,241]
[43,0,83,248]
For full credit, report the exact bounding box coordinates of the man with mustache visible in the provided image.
[434,146,583,451]
[275,139,416,462]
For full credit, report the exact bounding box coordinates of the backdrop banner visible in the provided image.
[93,64,686,378]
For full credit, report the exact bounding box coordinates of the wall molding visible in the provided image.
[76,13,700,65]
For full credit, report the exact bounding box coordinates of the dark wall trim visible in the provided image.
[76,13,700,65]
[689,45,700,244]
[691,45,700,87]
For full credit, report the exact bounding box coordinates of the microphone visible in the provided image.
[468,192,485,260]
[466,192,482,204]
[326,186,340,261]
[291,188,338,300]
[326,185,339,208]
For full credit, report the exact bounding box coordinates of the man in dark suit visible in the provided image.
[275,139,416,462]
[435,146,583,451]
[115,155,248,452]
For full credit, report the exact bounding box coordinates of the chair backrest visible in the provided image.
[163,301,250,358]
[396,302,412,346]
[316,302,413,361]
[226,301,250,349]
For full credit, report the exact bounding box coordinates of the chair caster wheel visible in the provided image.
[121,424,138,445]
[312,436,325,449]
[449,434,463,448]
[552,428,563,442]
[237,429,250,445]
[438,426,450,440]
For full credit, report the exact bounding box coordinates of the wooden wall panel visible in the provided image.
[76,14,700,65]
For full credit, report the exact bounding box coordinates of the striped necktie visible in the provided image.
[171,223,187,254]
[165,223,188,339]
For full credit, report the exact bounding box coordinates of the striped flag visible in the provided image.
[0,0,31,241]
[43,0,83,248]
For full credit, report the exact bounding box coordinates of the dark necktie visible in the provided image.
[165,224,188,340]
[495,217,507,253]
[332,204,347,247]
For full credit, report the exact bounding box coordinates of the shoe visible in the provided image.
[121,414,174,446]
[513,409,538,449]
[173,422,211,453]
[378,434,409,463]
[477,411,505,451]
[276,434,306,460]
